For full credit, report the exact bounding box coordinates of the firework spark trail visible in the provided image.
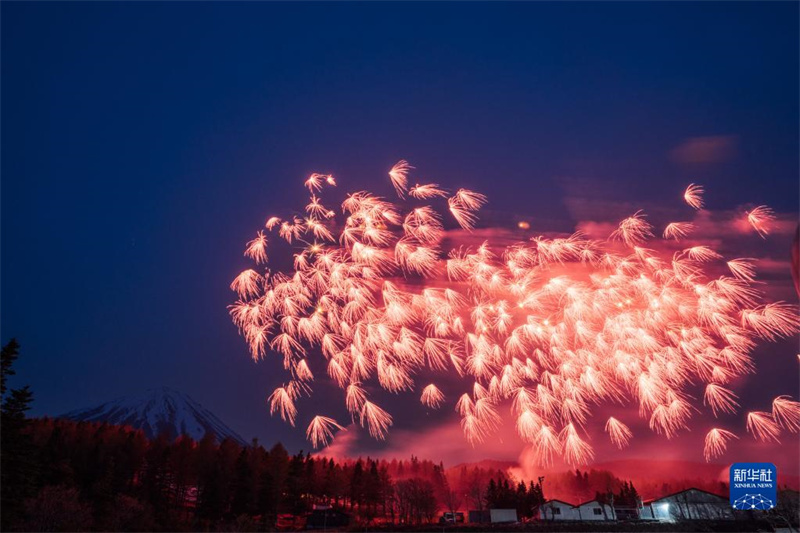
[703,384,740,417]
[306,416,345,448]
[772,396,800,433]
[245,231,269,264]
[561,423,594,465]
[746,205,776,238]
[230,161,800,465]
[410,183,448,199]
[663,222,694,241]
[684,183,704,210]
[746,411,781,443]
[360,400,393,440]
[268,385,298,426]
[389,160,413,199]
[604,417,632,449]
[421,383,445,408]
[703,428,738,462]
[727,259,757,281]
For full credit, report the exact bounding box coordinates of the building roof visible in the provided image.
[645,487,726,504]
[542,499,576,507]
[543,499,613,508]
[576,499,609,507]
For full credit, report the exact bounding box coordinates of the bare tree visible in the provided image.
[466,471,487,512]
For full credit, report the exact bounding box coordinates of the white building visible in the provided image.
[641,488,734,521]
[539,499,578,521]
[540,488,735,523]
[539,499,616,521]
[575,500,617,521]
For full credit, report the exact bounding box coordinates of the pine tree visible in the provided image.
[1,338,21,396]
[629,481,641,507]
[259,442,288,524]
[141,435,173,526]
[487,478,498,508]
[0,339,36,530]
[511,481,523,517]
[286,452,307,515]
[231,449,256,516]
[366,460,383,515]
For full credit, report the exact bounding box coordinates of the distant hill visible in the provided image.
[450,459,518,472]
[61,387,247,446]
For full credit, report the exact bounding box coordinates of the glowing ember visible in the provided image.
[230,161,799,465]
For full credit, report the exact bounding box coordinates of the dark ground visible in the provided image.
[339,520,776,533]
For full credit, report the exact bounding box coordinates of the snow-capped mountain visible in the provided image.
[61,387,247,446]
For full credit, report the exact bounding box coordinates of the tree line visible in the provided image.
[1,339,530,531]
[5,338,796,531]
[0,338,648,531]
[2,415,537,531]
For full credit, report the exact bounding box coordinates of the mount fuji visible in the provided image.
[61,387,247,446]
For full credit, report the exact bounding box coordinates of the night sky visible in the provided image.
[2,2,798,470]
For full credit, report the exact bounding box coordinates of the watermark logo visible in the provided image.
[730,462,776,510]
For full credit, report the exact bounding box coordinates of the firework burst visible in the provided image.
[230,160,799,464]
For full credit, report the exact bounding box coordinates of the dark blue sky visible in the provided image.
[2,2,798,453]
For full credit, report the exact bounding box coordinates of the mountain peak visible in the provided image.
[61,388,247,446]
